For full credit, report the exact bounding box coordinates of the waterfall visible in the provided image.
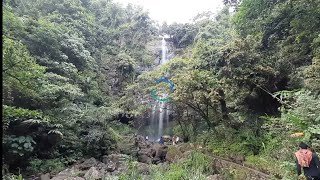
[161,37,168,64]
[158,101,164,138]
[157,37,167,138]
[146,36,171,142]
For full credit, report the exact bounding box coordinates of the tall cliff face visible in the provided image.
[143,37,176,68]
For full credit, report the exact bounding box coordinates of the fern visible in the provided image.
[21,119,42,125]
[48,130,63,137]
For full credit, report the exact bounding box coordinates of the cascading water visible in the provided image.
[145,37,172,141]
[157,37,168,138]
[161,37,168,64]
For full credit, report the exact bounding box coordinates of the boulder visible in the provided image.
[40,173,50,180]
[56,167,77,177]
[135,135,152,149]
[228,155,245,165]
[137,148,156,158]
[150,148,156,157]
[102,155,109,164]
[106,161,117,172]
[79,158,98,170]
[50,166,85,180]
[51,177,84,180]
[137,149,150,156]
[151,157,161,165]
[177,143,192,153]
[165,146,183,163]
[137,154,152,164]
[107,154,130,166]
[84,167,101,180]
[102,154,130,174]
[155,145,168,161]
[102,154,129,170]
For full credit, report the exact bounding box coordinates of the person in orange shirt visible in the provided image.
[295,142,320,180]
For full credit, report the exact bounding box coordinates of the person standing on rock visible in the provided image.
[176,136,180,144]
[159,136,164,145]
[172,135,176,145]
[295,142,320,180]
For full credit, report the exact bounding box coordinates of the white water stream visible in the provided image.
[146,37,172,141]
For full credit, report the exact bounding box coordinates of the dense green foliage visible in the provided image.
[2,0,320,179]
[2,0,155,175]
[121,1,319,179]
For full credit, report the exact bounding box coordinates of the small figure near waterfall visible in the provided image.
[159,136,164,145]
[172,135,177,145]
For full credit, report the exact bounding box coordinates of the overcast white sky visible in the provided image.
[113,0,224,24]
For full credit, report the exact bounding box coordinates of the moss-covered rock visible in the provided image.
[177,143,192,153]
[165,146,183,163]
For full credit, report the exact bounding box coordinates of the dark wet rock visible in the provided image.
[155,145,168,161]
[150,148,156,157]
[137,149,150,156]
[137,148,155,159]
[151,157,161,165]
[137,154,152,164]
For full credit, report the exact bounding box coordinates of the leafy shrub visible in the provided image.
[3,173,24,180]
[279,161,298,180]
[109,121,135,136]
[156,163,186,180]
[3,105,48,133]
[4,136,36,156]
[149,150,213,180]
[27,158,65,174]
[183,151,213,174]
[119,159,142,180]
